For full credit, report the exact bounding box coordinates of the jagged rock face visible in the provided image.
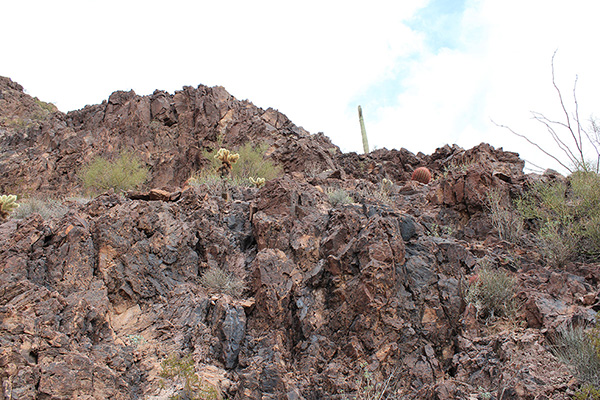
[0,77,340,196]
[0,76,597,399]
[0,173,592,399]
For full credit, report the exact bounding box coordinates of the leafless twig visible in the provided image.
[494,50,600,174]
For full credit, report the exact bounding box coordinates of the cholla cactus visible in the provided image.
[249,177,266,188]
[215,148,240,178]
[0,194,19,219]
[380,178,393,193]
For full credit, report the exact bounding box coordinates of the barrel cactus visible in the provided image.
[0,194,20,219]
[411,167,432,184]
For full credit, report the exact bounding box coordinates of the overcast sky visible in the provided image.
[2,0,599,173]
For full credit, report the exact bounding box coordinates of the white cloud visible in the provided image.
[2,0,600,173]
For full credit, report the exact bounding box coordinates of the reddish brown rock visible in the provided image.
[0,76,594,400]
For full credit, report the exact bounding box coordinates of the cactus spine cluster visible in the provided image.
[0,194,19,219]
[358,105,369,154]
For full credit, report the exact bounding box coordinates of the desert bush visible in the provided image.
[465,263,517,321]
[574,384,600,400]
[196,142,282,187]
[11,197,68,220]
[32,98,57,120]
[343,363,398,400]
[487,189,523,243]
[233,142,281,181]
[551,320,600,389]
[160,354,219,400]
[200,267,246,298]
[516,171,600,266]
[80,151,148,194]
[327,188,353,207]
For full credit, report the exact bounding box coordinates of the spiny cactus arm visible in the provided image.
[358,105,369,154]
[249,177,265,188]
[0,194,19,219]
[215,148,239,165]
[227,152,239,164]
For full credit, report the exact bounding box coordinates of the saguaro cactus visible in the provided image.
[358,105,369,154]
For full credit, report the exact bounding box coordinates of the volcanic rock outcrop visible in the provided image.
[0,76,597,399]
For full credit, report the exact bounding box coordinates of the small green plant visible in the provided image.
[476,387,493,400]
[551,321,600,388]
[0,194,19,220]
[344,362,397,400]
[425,223,453,237]
[487,189,523,243]
[327,188,353,207]
[200,267,246,298]
[32,98,57,120]
[126,334,144,347]
[160,354,219,400]
[465,263,517,321]
[574,384,600,400]
[80,151,148,194]
[11,197,68,220]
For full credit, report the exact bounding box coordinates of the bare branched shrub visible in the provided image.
[494,50,600,174]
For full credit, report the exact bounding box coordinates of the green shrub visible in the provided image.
[80,151,148,194]
[32,98,57,120]
[465,263,517,321]
[200,267,246,298]
[574,384,600,400]
[343,362,398,400]
[516,171,600,266]
[551,322,600,388]
[160,354,219,400]
[196,142,282,187]
[327,188,353,207]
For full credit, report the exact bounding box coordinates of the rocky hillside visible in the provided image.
[0,76,598,399]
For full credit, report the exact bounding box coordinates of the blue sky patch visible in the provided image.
[407,0,468,53]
